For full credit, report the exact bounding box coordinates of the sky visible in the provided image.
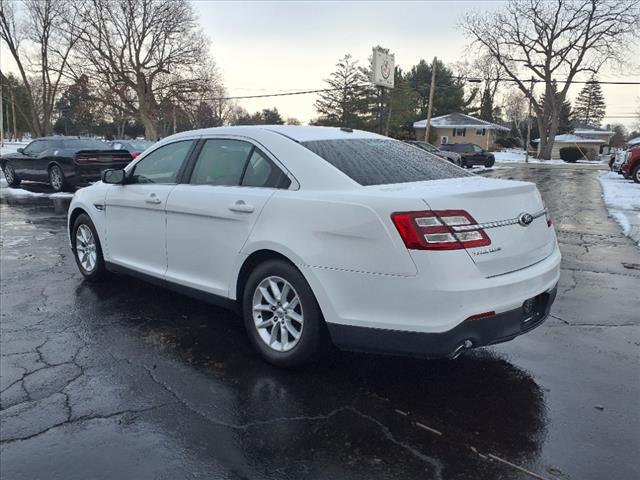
[195,0,639,128]
[1,0,639,128]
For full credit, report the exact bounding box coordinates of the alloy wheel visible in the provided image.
[4,165,15,184]
[50,166,63,191]
[252,276,304,352]
[75,224,97,273]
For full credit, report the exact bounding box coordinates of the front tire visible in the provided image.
[485,156,495,168]
[72,213,106,282]
[49,165,67,192]
[3,163,21,187]
[632,164,640,184]
[242,259,326,367]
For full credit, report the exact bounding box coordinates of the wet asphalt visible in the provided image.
[0,164,638,480]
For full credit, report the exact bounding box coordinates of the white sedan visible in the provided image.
[68,126,560,366]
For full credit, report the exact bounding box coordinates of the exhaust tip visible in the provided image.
[449,339,473,359]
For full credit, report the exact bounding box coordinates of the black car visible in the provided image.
[109,139,155,158]
[1,137,133,192]
[439,143,495,168]
[404,140,462,166]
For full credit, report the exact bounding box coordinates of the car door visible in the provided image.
[104,139,196,278]
[14,140,48,180]
[165,138,289,297]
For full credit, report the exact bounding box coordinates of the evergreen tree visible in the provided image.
[573,77,606,127]
[406,59,466,118]
[261,107,284,125]
[313,54,371,128]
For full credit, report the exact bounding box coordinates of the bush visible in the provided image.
[494,136,522,149]
[586,147,599,161]
[560,146,586,162]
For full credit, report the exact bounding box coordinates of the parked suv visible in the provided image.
[439,143,495,168]
[621,146,640,183]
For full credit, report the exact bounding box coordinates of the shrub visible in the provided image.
[586,147,599,161]
[560,146,586,162]
[494,136,522,149]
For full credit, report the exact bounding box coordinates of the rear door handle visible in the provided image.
[228,200,254,213]
[145,193,162,205]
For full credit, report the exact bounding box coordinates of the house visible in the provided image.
[532,134,607,159]
[573,124,615,153]
[413,113,510,150]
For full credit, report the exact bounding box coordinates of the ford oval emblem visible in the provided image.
[518,212,534,227]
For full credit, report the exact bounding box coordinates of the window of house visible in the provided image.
[475,128,486,136]
[452,128,466,137]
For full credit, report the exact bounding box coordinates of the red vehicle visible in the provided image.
[622,146,640,183]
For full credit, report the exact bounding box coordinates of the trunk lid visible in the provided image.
[373,176,556,277]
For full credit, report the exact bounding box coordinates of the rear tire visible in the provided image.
[3,163,21,187]
[49,165,68,192]
[242,259,326,367]
[632,164,640,184]
[72,213,106,282]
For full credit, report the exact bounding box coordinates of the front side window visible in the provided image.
[130,140,193,184]
[473,145,483,153]
[190,139,253,186]
[302,138,471,186]
[23,140,48,156]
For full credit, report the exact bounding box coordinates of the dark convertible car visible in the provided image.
[1,137,133,192]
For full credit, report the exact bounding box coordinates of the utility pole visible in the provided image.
[1,80,4,147]
[378,86,385,134]
[172,103,177,135]
[12,91,17,140]
[525,76,534,163]
[424,56,437,142]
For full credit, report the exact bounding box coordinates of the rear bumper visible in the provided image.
[327,284,557,357]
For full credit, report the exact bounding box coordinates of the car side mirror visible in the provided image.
[17,148,24,154]
[102,168,126,184]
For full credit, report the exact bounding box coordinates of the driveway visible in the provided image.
[1,163,639,480]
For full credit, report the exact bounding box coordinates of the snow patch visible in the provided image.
[598,171,640,246]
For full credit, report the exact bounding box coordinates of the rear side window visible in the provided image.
[190,139,253,186]
[302,139,471,186]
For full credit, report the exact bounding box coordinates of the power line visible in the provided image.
[212,77,639,102]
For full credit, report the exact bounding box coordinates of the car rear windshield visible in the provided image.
[301,138,471,186]
[61,139,107,149]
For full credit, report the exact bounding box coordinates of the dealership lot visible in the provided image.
[1,163,639,480]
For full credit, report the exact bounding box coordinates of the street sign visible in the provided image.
[372,49,395,89]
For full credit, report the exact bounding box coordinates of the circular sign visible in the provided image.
[381,59,391,80]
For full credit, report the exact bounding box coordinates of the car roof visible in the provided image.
[165,125,384,143]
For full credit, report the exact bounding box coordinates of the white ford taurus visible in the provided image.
[68,126,560,366]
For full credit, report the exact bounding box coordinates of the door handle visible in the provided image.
[228,200,254,213]
[145,193,162,205]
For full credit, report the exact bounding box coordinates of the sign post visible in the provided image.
[371,48,395,134]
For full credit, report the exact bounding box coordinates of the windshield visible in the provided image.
[302,138,471,186]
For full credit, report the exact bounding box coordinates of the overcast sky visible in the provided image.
[1,0,638,128]
[196,0,639,127]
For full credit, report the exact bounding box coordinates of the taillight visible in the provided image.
[542,201,552,227]
[391,210,491,250]
[131,152,140,159]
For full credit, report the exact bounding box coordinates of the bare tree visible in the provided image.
[0,0,83,136]
[502,90,529,141]
[462,0,639,159]
[74,0,217,140]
